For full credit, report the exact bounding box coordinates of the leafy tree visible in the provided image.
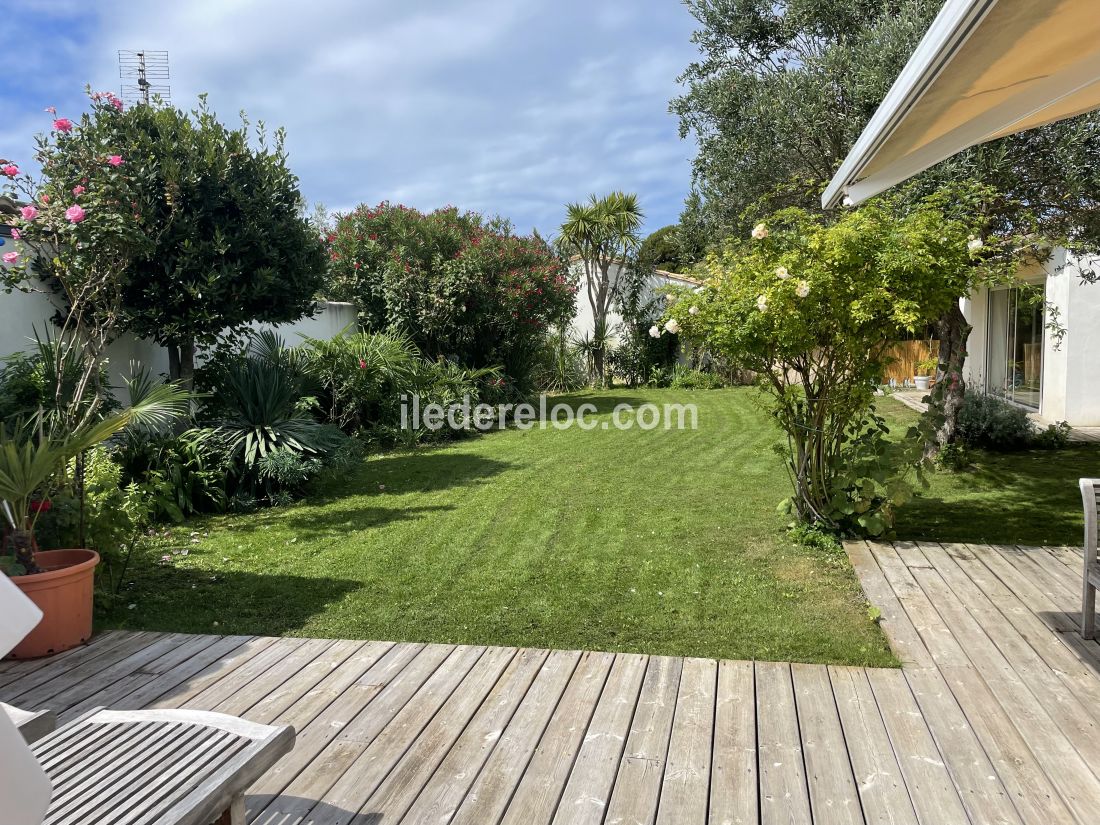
[325,203,574,393]
[558,192,644,385]
[672,0,1100,445]
[673,0,936,236]
[637,225,684,272]
[113,97,325,387]
[1,91,154,433]
[668,197,1009,535]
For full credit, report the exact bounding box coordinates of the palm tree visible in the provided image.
[558,192,644,386]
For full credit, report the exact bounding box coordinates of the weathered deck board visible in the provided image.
[7,540,1100,824]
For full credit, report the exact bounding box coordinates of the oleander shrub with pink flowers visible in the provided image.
[325,203,575,393]
[667,197,1007,537]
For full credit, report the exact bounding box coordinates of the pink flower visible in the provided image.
[107,155,123,167]
[72,185,85,195]
[65,204,86,223]
[39,194,49,204]
[358,359,367,369]
[19,206,38,221]
[53,118,73,133]
[10,228,21,240]
[2,252,19,264]
[1,164,18,177]
[45,106,56,115]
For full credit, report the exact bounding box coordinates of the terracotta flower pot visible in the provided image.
[6,549,100,660]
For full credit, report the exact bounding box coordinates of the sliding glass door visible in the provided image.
[986,287,1043,409]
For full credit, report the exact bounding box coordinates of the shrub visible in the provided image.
[295,329,419,433]
[670,199,987,536]
[532,330,586,394]
[669,366,725,390]
[116,427,230,520]
[324,203,575,391]
[956,391,1035,450]
[1034,421,1072,450]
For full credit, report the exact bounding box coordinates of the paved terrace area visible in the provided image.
[1,541,1098,824]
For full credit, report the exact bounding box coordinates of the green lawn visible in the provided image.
[103,388,897,666]
[885,402,1099,546]
[102,388,1098,665]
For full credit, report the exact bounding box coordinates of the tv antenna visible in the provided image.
[118,50,171,106]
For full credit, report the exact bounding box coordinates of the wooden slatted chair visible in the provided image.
[1081,478,1100,638]
[30,707,294,825]
[0,701,56,744]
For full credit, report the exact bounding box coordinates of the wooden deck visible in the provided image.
[1,541,1098,824]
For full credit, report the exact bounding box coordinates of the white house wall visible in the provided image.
[961,248,1100,427]
[0,258,357,399]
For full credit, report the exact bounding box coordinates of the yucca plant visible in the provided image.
[218,357,344,469]
[0,383,190,574]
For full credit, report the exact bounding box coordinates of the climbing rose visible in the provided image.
[72,185,85,195]
[664,319,681,335]
[65,204,86,223]
[19,205,37,221]
[775,266,790,280]
[10,228,20,240]
[796,280,810,298]
[751,223,769,240]
[756,294,768,312]
[53,118,73,133]
[107,155,124,167]
[648,325,661,338]
[1,164,18,177]
[2,252,18,264]
[688,306,700,315]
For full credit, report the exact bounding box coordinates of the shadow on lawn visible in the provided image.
[102,567,363,636]
[552,393,666,415]
[314,448,514,500]
[895,444,1100,546]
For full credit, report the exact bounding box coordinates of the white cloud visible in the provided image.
[4,0,699,235]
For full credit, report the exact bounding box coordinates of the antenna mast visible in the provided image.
[118,50,171,106]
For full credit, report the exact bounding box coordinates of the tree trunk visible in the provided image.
[179,341,196,391]
[926,301,972,455]
[167,344,181,382]
[10,528,40,575]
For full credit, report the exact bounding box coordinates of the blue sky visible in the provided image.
[1,1,701,238]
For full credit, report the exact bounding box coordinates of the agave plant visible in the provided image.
[0,382,191,574]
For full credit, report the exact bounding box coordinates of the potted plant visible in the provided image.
[914,355,938,391]
[1,385,185,659]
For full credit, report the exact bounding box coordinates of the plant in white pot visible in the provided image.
[914,355,938,392]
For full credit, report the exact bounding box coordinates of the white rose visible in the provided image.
[775,266,790,280]
[648,325,661,338]
[664,319,681,334]
[756,294,768,312]
[688,305,700,315]
[796,280,810,298]
[967,237,983,252]
[751,223,769,240]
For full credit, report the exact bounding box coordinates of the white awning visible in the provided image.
[822,0,1100,208]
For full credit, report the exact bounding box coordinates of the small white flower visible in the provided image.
[756,294,768,312]
[842,195,854,207]
[796,280,810,298]
[664,319,681,334]
[648,324,661,338]
[967,237,983,252]
[688,305,700,315]
[775,266,790,280]
[751,223,769,240]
